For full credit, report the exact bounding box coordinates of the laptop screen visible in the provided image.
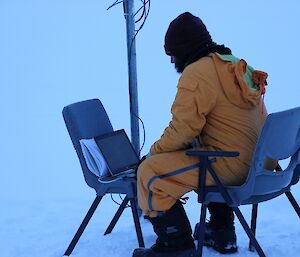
[94,129,139,175]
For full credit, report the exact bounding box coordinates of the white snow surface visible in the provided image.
[2,190,300,257]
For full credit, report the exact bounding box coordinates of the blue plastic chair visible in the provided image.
[62,99,144,256]
[187,107,300,257]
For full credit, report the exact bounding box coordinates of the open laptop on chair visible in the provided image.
[94,129,139,183]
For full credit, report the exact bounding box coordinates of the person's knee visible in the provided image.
[136,159,153,213]
[137,158,151,185]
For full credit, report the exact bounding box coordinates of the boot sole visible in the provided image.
[204,239,238,254]
[133,247,196,257]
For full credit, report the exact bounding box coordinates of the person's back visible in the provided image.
[176,54,267,185]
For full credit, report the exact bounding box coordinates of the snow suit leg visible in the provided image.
[137,149,215,217]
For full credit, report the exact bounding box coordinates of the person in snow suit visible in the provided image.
[133,12,268,257]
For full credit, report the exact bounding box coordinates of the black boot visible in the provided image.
[132,201,195,257]
[193,202,237,254]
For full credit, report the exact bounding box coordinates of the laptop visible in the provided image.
[94,129,139,182]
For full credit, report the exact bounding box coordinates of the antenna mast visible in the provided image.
[123,0,140,156]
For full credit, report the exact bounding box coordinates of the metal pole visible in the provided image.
[123,0,140,156]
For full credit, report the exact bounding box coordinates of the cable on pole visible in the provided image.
[107,0,123,11]
[106,0,151,155]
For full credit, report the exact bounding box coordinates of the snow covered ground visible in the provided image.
[2,188,299,257]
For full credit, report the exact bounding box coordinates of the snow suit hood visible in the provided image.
[211,53,268,109]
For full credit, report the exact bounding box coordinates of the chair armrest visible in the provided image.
[186,150,239,158]
[186,150,239,204]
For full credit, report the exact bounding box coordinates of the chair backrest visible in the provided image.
[241,107,300,199]
[62,99,114,190]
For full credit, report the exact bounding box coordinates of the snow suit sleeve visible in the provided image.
[150,69,218,155]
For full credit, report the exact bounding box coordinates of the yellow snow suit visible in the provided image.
[138,53,268,217]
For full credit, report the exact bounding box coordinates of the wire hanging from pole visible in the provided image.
[126,0,150,155]
[134,0,150,38]
[107,0,123,11]
[134,0,149,23]
[107,0,151,156]
[107,0,151,38]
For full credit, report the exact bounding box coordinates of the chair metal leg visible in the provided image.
[285,191,300,218]
[64,195,102,256]
[249,204,258,252]
[129,198,145,247]
[195,204,207,257]
[104,196,130,235]
[233,207,266,257]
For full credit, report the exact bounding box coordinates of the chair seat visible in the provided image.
[195,164,295,206]
[197,186,291,206]
[95,177,137,197]
[240,188,290,205]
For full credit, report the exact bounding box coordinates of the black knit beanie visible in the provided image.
[164,12,213,59]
